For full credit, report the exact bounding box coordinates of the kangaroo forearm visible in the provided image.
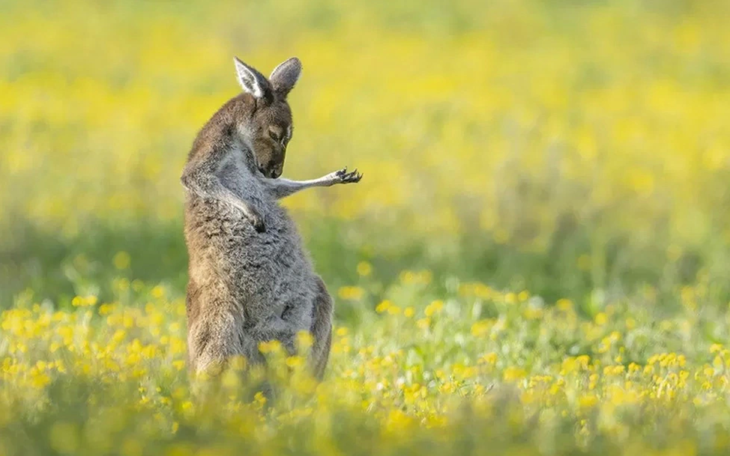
[264,168,361,200]
[265,177,334,199]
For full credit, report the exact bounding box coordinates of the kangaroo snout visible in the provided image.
[259,162,283,179]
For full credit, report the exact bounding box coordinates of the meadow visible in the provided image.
[2,0,730,454]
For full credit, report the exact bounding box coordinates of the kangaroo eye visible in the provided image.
[268,130,280,141]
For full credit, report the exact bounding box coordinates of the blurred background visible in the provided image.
[1,0,729,312]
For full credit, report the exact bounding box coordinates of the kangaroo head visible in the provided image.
[233,57,301,179]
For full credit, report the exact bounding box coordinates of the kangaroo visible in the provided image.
[181,56,361,379]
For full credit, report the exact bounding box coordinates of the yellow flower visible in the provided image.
[375,300,392,313]
[71,295,97,307]
[338,286,365,301]
[258,340,282,354]
[424,300,443,317]
[503,367,527,382]
[357,261,372,277]
[416,318,431,330]
[151,286,165,299]
[387,305,401,315]
[286,356,305,368]
[478,352,498,366]
[578,394,599,409]
[471,319,492,337]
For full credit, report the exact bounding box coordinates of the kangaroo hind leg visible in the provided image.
[187,299,249,375]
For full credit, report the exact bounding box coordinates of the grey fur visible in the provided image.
[269,57,302,97]
[181,57,361,379]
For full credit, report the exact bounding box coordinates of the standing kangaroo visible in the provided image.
[182,57,361,379]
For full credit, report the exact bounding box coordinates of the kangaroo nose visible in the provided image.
[272,163,283,179]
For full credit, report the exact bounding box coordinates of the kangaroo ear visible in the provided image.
[234,57,270,99]
[269,57,302,98]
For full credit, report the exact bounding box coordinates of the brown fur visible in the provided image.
[181,57,361,379]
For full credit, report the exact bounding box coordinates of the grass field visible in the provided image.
[3,0,730,454]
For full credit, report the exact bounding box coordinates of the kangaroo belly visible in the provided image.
[185,200,317,325]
